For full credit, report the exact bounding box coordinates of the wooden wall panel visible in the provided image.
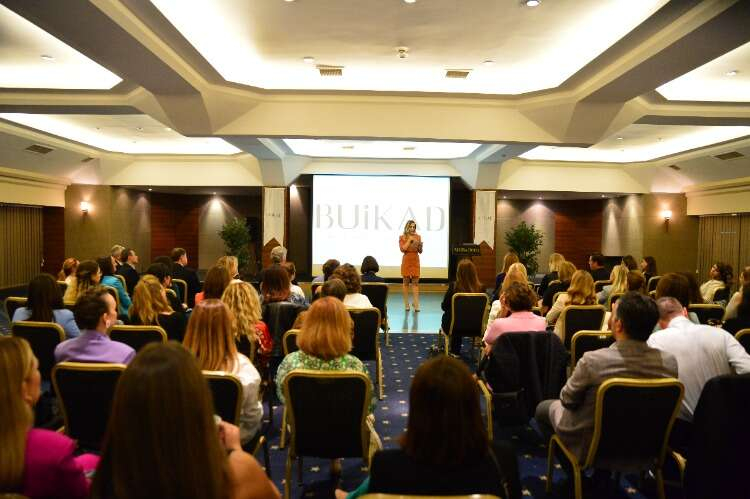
[150,193,201,269]
[42,207,65,276]
[553,200,603,271]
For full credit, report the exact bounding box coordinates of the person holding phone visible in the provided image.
[400,220,423,311]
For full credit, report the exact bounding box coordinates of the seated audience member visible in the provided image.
[116,248,140,296]
[491,252,519,302]
[640,256,658,284]
[333,263,373,309]
[441,259,483,355]
[217,255,241,281]
[293,278,349,329]
[284,262,307,303]
[700,261,733,303]
[725,266,750,320]
[144,262,184,312]
[97,256,132,317]
[336,356,520,499]
[484,282,546,350]
[13,274,80,338]
[648,296,750,453]
[184,300,263,445]
[57,257,79,285]
[90,342,279,499]
[489,262,530,323]
[539,252,564,297]
[275,297,371,409]
[621,254,638,271]
[63,259,101,302]
[312,258,340,284]
[170,247,202,308]
[55,287,135,364]
[626,270,646,294]
[195,265,231,306]
[129,275,187,342]
[222,281,272,363]
[270,245,286,266]
[679,271,704,304]
[535,293,678,464]
[360,256,385,283]
[261,264,307,306]
[654,273,700,327]
[110,244,125,272]
[597,264,627,305]
[541,261,576,315]
[588,252,609,282]
[547,270,597,340]
[723,284,750,335]
[0,337,98,499]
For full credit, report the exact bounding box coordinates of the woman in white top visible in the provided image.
[546,270,597,341]
[700,262,733,303]
[332,263,373,309]
[283,261,307,303]
[183,299,263,444]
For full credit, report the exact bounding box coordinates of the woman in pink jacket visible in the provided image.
[483,282,547,353]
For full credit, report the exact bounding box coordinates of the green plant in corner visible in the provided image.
[504,221,544,276]
[219,217,252,276]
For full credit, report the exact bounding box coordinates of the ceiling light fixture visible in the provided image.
[148,188,153,191]
[213,192,217,195]
[616,136,623,140]
[726,70,738,77]
[403,0,417,4]
[526,0,541,6]
[303,56,315,64]
[482,60,495,66]
[397,47,409,59]
[164,127,172,132]
[40,54,55,61]
[136,127,144,132]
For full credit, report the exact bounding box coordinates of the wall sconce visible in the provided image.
[660,209,672,221]
[80,201,91,214]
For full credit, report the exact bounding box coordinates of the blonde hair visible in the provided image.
[558,261,577,282]
[565,270,596,306]
[216,256,239,279]
[548,253,565,273]
[502,252,519,273]
[297,297,353,361]
[501,262,529,294]
[403,219,417,236]
[221,281,262,342]
[0,337,35,489]
[183,299,238,372]
[63,260,99,302]
[609,264,629,295]
[130,275,173,325]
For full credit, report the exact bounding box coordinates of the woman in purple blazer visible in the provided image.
[0,336,98,498]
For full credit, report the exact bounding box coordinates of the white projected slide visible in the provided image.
[312,175,450,279]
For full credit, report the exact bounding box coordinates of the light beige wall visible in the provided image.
[110,187,151,267]
[198,197,243,270]
[495,198,555,275]
[685,177,750,216]
[0,166,68,207]
[602,195,644,258]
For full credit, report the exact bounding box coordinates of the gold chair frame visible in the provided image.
[606,292,625,312]
[557,305,606,350]
[113,273,127,291]
[108,324,167,349]
[570,330,613,368]
[440,293,489,361]
[687,303,725,324]
[361,282,391,346]
[172,278,188,306]
[349,307,384,400]
[101,285,121,313]
[594,280,611,293]
[4,296,27,319]
[202,370,243,425]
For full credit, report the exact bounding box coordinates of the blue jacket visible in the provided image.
[101,275,132,316]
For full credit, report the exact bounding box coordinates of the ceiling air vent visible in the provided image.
[668,164,681,171]
[714,151,744,161]
[24,144,54,155]
[317,65,343,77]
[445,69,470,79]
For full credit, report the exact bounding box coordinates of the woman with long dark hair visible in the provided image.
[12,273,80,338]
[441,259,483,355]
[98,256,132,317]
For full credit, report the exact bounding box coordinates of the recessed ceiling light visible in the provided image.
[503,196,507,199]
[164,127,172,132]
[726,70,738,77]
[482,60,495,66]
[601,194,606,198]
[616,136,623,140]
[40,54,55,61]
[136,127,144,132]
[148,188,153,191]
[657,137,663,141]
[538,196,543,200]
[303,56,315,64]
[213,192,217,195]
[526,0,541,6]
[397,47,409,59]
[403,0,417,4]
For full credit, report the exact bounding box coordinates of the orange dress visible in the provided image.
[400,234,421,278]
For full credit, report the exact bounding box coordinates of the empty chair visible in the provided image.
[109,324,167,352]
[546,378,683,499]
[52,362,126,451]
[11,321,64,383]
[440,293,488,360]
[570,331,615,367]
[350,307,384,400]
[557,305,607,350]
[5,296,28,321]
[736,329,750,355]
[688,303,725,325]
[361,282,390,344]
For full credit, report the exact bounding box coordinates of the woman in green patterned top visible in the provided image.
[275,296,373,412]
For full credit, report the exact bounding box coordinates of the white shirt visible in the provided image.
[231,353,263,443]
[290,284,306,302]
[648,316,750,421]
[699,279,725,303]
[343,293,373,309]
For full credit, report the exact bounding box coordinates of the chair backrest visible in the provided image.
[687,304,725,325]
[361,495,501,499]
[360,283,388,323]
[57,281,68,296]
[570,331,614,366]
[109,325,167,352]
[310,282,322,297]
[585,377,683,469]
[449,293,488,338]
[606,292,625,311]
[559,305,606,350]
[262,301,305,356]
[101,285,120,312]
[647,276,661,293]
[531,306,542,316]
[349,308,381,361]
[552,291,563,306]
[283,369,371,459]
[52,362,126,451]
[547,279,561,288]
[735,329,750,355]
[165,288,177,299]
[236,334,257,363]
[112,273,126,290]
[11,321,65,382]
[283,329,300,356]
[594,280,611,293]
[649,290,656,298]
[711,286,729,303]
[172,278,188,305]
[5,296,27,320]
[203,370,243,425]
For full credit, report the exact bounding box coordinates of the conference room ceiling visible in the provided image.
[0,0,748,191]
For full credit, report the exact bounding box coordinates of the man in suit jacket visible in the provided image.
[171,247,202,308]
[116,247,140,296]
[535,292,678,466]
[110,244,125,272]
[588,252,610,282]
